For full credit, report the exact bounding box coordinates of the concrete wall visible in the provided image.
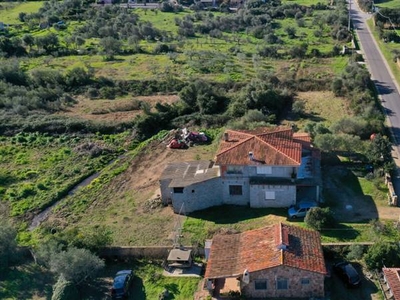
[99,246,205,259]
[241,266,325,299]
[160,178,172,205]
[250,184,296,208]
[247,165,294,178]
[171,178,223,213]
[223,165,295,179]
[221,177,250,205]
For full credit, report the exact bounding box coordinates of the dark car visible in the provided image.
[111,270,133,299]
[333,262,361,288]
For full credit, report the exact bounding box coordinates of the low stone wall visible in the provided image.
[99,246,205,259]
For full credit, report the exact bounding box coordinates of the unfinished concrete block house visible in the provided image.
[204,223,327,298]
[159,126,321,213]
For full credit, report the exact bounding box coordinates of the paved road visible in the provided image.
[350,0,400,197]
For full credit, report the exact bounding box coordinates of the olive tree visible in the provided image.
[305,207,336,231]
[364,242,400,270]
[50,247,105,285]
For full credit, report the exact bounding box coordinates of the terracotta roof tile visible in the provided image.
[205,223,327,279]
[216,127,309,166]
[383,268,400,299]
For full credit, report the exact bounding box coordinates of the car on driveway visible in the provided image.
[288,201,318,219]
[111,270,133,299]
[333,262,361,288]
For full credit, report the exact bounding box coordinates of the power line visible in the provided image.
[373,3,400,38]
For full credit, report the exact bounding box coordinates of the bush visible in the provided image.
[364,242,400,270]
[346,244,365,261]
[51,275,79,300]
[50,247,105,285]
[305,207,336,230]
[0,222,18,275]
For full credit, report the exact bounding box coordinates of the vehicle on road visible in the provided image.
[333,262,361,288]
[288,201,318,219]
[111,270,133,299]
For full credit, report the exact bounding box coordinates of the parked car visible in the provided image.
[288,201,318,219]
[111,270,133,299]
[333,262,361,288]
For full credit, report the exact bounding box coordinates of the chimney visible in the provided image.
[224,132,229,141]
[248,152,254,161]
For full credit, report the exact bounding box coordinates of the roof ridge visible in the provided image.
[254,134,300,165]
[254,127,292,137]
[216,135,254,157]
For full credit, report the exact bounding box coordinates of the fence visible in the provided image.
[385,173,398,206]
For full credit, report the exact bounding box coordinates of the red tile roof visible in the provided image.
[205,223,327,279]
[383,268,400,300]
[216,127,309,166]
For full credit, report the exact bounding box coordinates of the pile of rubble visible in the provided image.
[143,195,164,211]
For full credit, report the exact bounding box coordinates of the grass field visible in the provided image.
[374,0,400,9]
[0,1,43,24]
[0,259,200,300]
[367,19,400,88]
[282,0,323,5]
[0,132,129,222]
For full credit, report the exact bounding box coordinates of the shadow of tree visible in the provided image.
[0,262,53,300]
[187,205,287,224]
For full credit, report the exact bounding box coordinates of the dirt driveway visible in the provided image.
[326,261,381,300]
[323,166,400,222]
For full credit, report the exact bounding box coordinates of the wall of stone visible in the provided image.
[99,246,205,259]
[241,266,325,299]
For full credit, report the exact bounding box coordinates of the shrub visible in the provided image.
[305,207,336,230]
[0,222,19,275]
[346,244,365,261]
[364,242,400,270]
[51,275,79,300]
[50,247,105,285]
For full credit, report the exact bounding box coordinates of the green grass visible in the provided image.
[182,205,288,245]
[130,260,200,300]
[0,132,128,219]
[282,0,323,5]
[374,0,400,9]
[0,1,44,24]
[14,8,345,84]
[367,19,400,87]
[84,260,201,300]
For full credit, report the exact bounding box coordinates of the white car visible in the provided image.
[288,201,318,219]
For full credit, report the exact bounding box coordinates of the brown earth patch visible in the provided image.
[49,130,218,245]
[57,95,180,123]
[324,166,400,222]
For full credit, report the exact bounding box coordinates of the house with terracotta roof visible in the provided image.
[159,127,321,213]
[382,268,400,299]
[204,223,327,298]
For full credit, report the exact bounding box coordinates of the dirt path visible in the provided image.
[323,166,400,222]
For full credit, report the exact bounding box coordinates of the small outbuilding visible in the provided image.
[167,248,193,268]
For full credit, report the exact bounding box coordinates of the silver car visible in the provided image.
[288,201,318,219]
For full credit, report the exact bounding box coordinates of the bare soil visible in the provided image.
[49,131,218,245]
[57,95,179,123]
[324,166,400,222]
